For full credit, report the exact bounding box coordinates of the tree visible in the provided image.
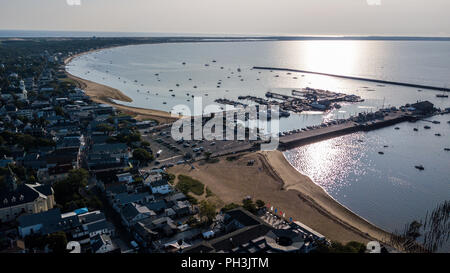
[0,176,7,192]
[221,203,240,212]
[97,123,114,133]
[54,106,64,117]
[53,168,89,209]
[242,199,257,214]
[313,241,366,253]
[204,152,212,160]
[255,200,265,209]
[199,200,216,223]
[133,148,153,164]
[46,231,68,253]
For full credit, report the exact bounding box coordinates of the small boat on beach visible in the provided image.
[424,126,431,129]
[378,151,384,155]
[444,148,450,151]
[413,128,418,131]
[395,127,400,130]
[435,133,441,136]
[415,165,425,171]
[432,121,440,124]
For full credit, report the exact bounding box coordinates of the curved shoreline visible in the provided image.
[67,43,392,246]
[260,150,392,244]
[64,47,178,124]
[169,150,394,245]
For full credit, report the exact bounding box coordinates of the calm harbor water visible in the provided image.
[68,40,450,249]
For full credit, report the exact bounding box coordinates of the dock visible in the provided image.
[279,111,414,149]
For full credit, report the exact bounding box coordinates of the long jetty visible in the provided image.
[278,112,415,150]
[253,66,450,92]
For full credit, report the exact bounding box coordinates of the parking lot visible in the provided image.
[140,125,258,169]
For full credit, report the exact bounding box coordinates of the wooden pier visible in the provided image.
[278,112,415,150]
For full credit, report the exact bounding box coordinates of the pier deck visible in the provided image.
[279,111,413,149]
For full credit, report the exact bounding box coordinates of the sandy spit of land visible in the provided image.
[169,150,393,244]
[64,51,178,124]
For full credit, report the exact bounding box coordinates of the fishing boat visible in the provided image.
[444,148,450,151]
[435,133,441,136]
[436,92,448,98]
[378,151,384,155]
[415,165,425,171]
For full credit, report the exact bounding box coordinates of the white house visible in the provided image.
[150,180,172,195]
[116,172,133,184]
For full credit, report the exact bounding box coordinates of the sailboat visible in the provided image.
[436,88,449,98]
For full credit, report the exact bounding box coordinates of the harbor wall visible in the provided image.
[253,67,450,92]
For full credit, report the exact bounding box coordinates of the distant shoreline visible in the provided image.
[2,30,450,41]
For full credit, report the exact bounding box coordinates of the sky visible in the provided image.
[0,0,449,36]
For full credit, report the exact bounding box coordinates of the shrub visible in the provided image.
[176,175,205,196]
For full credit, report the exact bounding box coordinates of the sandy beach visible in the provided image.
[169,150,393,245]
[64,51,178,124]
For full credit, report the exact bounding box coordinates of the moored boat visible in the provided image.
[415,165,425,171]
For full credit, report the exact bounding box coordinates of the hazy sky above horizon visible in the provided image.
[1,0,449,36]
